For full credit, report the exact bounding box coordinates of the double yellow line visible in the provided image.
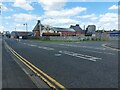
[5,41,66,90]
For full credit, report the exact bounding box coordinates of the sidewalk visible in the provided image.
[106,40,119,50]
[0,36,2,90]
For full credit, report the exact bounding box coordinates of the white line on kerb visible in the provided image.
[59,50,102,62]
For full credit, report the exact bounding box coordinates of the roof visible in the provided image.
[33,20,44,31]
[87,25,96,27]
[70,24,83,32]
[52,27,75,32]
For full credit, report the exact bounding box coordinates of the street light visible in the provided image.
[98,26,101,30]
[23,23,28,32]
[15,27,16,31]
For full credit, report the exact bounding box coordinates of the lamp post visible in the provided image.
[23,23,28,32]
[15,27,16,31]
[98,26,101,31]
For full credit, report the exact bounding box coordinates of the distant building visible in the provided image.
[32,20,76,36]
[70,24,85,36]
[11,31,33,39]
[32,20,44,37]
[52,27,76,36]
[109,31,120,37]
[85,25,96,36]
[3,31,11,38]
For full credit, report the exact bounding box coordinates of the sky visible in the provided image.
[0,0,119,32]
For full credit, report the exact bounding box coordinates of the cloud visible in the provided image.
[13,0,34,10]
[77,14,97,20]
[16,24,23,27]
[0,26,5,32]
[13,13,41,22]
[97,13,118,30]
[0,3,13,12]
[38,0,66,11]
[108,4,118,10]
[4,16,11,19]
[39,0,86,18]
[99,13,117,23]
[42,18,80,28]
[37,0,87,28]
[44,7,87,18]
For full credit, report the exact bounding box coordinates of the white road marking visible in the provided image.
[59,50,102,62]
[55,54,61,56]
[82,49,115,55]
[29,44,37,47]
[60,44,106,50]
[23,43,55,51]
[23,43,27,45]
[27,44,37,47]
[38,46,54,50]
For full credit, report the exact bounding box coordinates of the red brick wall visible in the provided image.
[33,30,84,37]
[75,31,81,36]
[61,32,76,36]
[33,30,40,37]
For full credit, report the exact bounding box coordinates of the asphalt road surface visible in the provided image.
[4,38,118,88]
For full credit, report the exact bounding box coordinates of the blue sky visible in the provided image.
[0,0,119,32]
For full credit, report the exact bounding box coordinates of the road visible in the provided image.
[4,38,118,88]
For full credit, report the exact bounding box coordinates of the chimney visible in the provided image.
[37,20,40,24]
[76,24,79,26]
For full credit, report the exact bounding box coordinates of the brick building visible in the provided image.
[32,20,86,37]
[70,24,85,36]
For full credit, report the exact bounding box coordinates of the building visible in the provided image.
[32,20,76,37]
[85,25,96,36]
[32,20,44,37]
[11,31,33,39]
[70,24,85,36]
[3,31,11,38]
[52,27,76,36]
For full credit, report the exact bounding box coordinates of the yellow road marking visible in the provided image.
[10,50,57,89]
[5,41,66,90]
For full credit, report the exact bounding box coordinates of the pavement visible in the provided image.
[4,38,118,88]
[106,40,120,50]
[0,35,2,90]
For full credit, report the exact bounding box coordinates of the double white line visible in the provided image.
[59,50,101,62]
[27,44,54,51]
